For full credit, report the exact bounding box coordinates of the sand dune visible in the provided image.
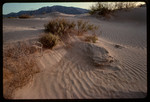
[112,7,146,23]
[13,37,146,99]
[34,12,75,20]
[3,7,147,99]
[12,39,122,99]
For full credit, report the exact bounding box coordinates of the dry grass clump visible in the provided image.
[44,18,76,37]
[42,18,99,48]
[97,7,112,17]
[3,42,36,58]
[85,35,98,43]
[3,42,40,99]
[115,2,138,10]
[77,20,98,35]
[18,14,31,19]
[8,17,17,19]
[89,2,140,18]
[44,18,76,47]
[89,3,113,17]
[39,33,59,49]
[44,18,99,36]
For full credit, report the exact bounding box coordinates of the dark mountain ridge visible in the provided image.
[3,5,89,17]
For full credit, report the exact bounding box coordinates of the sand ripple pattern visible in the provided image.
[11,7,147,98]
[13,41,146,99]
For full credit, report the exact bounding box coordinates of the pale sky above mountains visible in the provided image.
[3,2,145,15]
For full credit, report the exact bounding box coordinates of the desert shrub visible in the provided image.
[3,42,36,58]
[44,18,76,37]
[87,24,99,35]
[77,20,99,35]
[98,7,112,16]
[89,5,97,15]
[85,35,98,43]
[8,17,16,19]
[43,18,99,47]
[115,2,137,10]
[89,2,139,17]
[77,20,88,35]
[44,18,76,48]
[39,33,59,49]
[3,42,40,99]
[18,14,31,19]
[89,2,113,17]
[44,18,98,36]
[89,3,103,15]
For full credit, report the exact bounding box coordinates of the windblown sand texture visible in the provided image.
[3,7,147,99]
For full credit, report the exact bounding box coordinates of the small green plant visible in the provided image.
[85,35,98,43]
[18,14,31,19]
[39,33,59,49]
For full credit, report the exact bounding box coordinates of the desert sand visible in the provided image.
[3,7,147,99]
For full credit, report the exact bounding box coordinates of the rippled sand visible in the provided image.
[3,7,147,99]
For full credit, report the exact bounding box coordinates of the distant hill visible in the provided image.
[3,5,89,17]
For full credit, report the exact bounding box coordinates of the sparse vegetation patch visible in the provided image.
[85,35,98,43]
[77,20,98,35]
[89,2,141,18]
[3,42,40,99]
[8,17,17,19]
[39,33,59,49]
[44,18,76,37]
[42,18,99,49]
[18,14,31,19]
[89,3,113,17]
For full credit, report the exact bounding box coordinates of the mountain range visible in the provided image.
[3,5,89,17]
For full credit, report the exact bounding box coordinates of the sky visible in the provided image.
[3,2,96,15]
[3,2,145,15]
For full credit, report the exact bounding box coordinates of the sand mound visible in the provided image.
[98,7,146,49]
[13,38,146,99]
[36,12,75,18]
[12,39,126,99]
[111,7,146,23]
